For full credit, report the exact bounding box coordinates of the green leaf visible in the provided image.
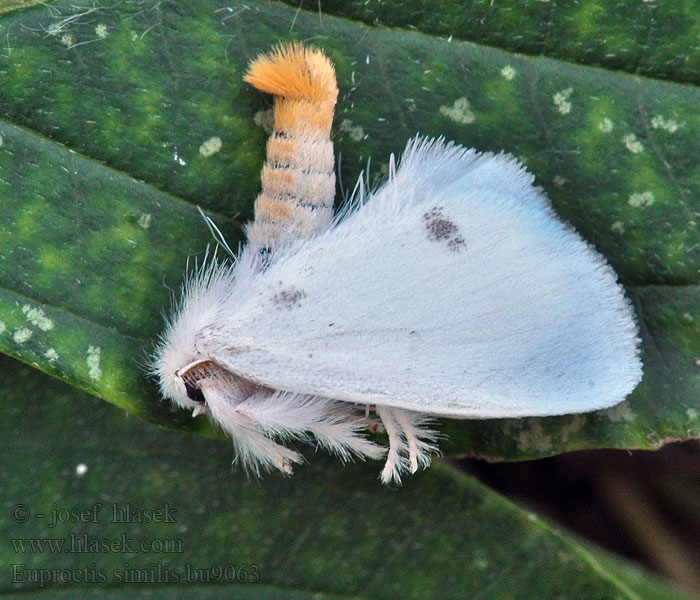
[0,0,699,460]
[0,0,43,17]
[280,0,700,86]
[0,352,690,599]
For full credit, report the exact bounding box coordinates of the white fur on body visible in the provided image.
[153,136,642,484]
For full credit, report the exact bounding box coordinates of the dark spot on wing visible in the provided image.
[423,206,466,252]
[273,287,307,309]
[447,235,466,251]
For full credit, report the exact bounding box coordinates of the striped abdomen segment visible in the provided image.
[244,44,338,252]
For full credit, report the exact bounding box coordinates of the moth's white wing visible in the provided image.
[202,137,642,418]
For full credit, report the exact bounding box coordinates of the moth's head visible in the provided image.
[158,355,211,416]
[151,259,236,415]
[152,321,213,416]
[154,336,255,420]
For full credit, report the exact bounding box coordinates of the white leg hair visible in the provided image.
[204,387,304,476]
[375,406,405,484]
[203,383,436,482]
[393,409,439,472]
[376,406,439,484]
[236,393,386,462]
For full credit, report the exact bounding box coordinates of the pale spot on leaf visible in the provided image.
[606,403,635,422]
[439,97,475,124]
[22,304,54,331]
[500,65,516,80]
[553,87,573,115]
[138,213,152,229]
[45,348,59,363]
[199,136,222,157]
[515,420,553,453]
[87,346,102,380]
[598,118,613,133]
[95,23,108,38]
[623,133,644,153]
[651,114,679,133]
[611,221,625,234]
[559,415,585,443]
[628,191,654,207]
[340,119,365,141]
[14,328,33,344]
[254,109,274,134]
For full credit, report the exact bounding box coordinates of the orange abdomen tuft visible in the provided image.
[245,43,338,251]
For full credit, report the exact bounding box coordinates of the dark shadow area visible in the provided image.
[455,441,700,595]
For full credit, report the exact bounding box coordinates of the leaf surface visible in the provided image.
[0,353,690,599]
[0,0,698,458]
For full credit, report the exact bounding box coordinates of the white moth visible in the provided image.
[153,44,642,484]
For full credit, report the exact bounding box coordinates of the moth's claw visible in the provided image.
[366,420,384,435]
[192,404,207,417]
